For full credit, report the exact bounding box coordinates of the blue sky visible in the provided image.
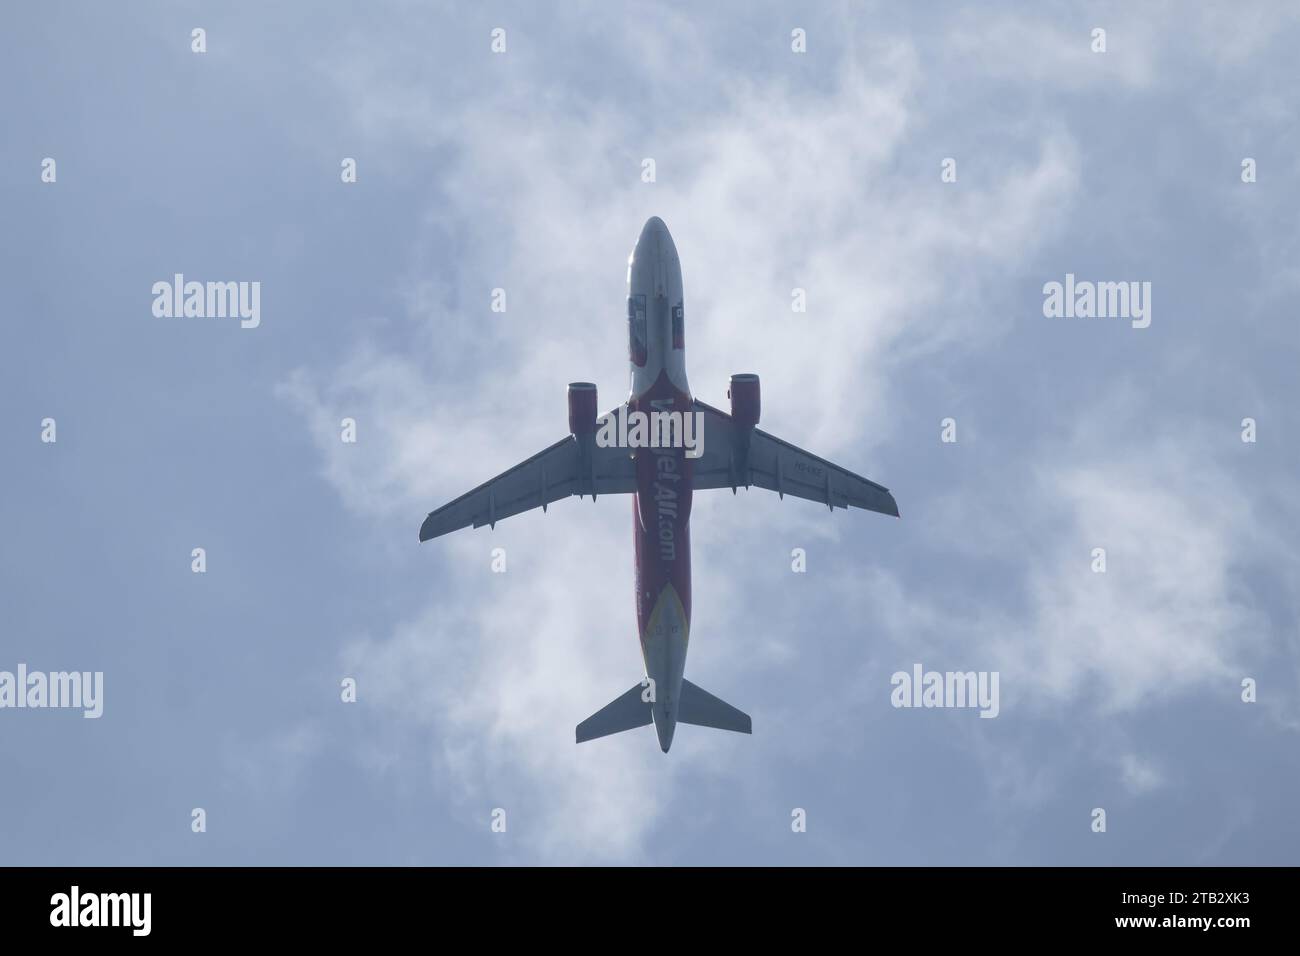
[2,0,1298,864]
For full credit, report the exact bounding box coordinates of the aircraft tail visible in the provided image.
[575,678,752,744]
[575,683,652,743]
[678,679,752,735]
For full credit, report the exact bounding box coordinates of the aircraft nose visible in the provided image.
[633,216,668,262]
[630,217,679,297]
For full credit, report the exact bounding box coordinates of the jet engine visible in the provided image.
[726,373,760,490]
[567,382,599,499]
[567,382,598,436]
[728,373,760,429]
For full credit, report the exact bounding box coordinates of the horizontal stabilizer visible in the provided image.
[576,683,652,743]
[678,679,752,735]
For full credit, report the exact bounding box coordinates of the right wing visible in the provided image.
[691,400,900,518]
[418,422,636,541]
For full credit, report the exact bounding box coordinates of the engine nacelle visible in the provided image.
[568,382,598,437]
[728,373,761,430]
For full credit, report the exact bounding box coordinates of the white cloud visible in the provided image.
[279,6,1299,860]
[1119,753,1164,794]
[942,14,1156,90]
[876,416,1275,717]
[338,535,682,862]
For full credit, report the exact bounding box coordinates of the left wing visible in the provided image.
[418,425,636,541]
[691,400,899,518]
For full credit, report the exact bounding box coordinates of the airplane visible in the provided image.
[419,217,900,752]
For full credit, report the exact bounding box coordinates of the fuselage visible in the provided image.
[627,217,692,752]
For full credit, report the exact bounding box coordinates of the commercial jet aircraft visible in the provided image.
[419,217,899,752]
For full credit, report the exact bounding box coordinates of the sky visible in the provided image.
[1,0,1298,865]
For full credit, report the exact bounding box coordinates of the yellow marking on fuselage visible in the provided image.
[640,582,690,663]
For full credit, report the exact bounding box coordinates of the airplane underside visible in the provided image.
[418,216,899,753]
